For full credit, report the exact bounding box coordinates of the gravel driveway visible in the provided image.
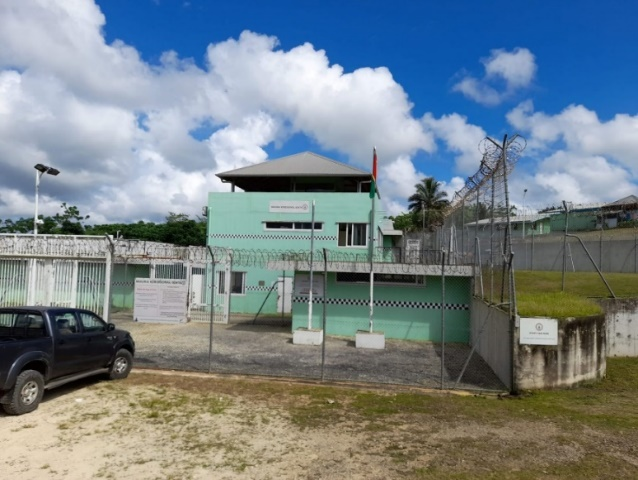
[111,311,506,392]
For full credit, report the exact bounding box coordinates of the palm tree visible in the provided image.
[408,177,450,231]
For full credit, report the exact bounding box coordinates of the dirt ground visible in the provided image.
[2,369,638,480]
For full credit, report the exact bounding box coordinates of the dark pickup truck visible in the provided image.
[0,306,135,415]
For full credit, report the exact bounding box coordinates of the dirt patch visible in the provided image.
[1,370,637,479]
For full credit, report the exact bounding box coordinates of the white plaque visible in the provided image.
[519,317,558,345]
[294,273,324,297]
[134,278,188,323]
[269,200,310,214]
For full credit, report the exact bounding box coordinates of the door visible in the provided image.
[51,311,86,377]
[77,310,114,369]
[277,276,293,314]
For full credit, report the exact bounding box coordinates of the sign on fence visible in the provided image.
[134,278,188,323]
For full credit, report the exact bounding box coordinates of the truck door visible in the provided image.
[77,311,113,369]
[51,311,86,377]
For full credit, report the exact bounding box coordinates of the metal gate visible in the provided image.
[188,248,231,324]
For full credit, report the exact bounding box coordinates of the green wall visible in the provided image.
[110,264,150,309]
[549,212,598,232]
[207,191,387,315]
[291,273,471,342]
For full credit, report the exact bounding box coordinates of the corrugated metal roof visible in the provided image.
[217,151,370,179]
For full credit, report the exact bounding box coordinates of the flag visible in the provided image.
[370,147,377,199]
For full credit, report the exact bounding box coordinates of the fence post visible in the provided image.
[440,251,446,389]
[321,248,328,382]
[103,235,115,320]
[206,246,216,374]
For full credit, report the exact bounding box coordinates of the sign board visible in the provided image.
[269,200,310,214]
[294,273,324,297]
[134,278,188,323]
[519,317,558,345]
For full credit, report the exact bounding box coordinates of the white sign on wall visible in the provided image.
[294,273,324,297]
[269,200,310,214]
[134,278,188,323]
[519,317,559,345]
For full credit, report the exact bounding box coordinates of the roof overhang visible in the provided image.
[380,228,403,236]
[266,260,472,276]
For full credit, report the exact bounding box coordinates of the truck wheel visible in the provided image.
[2,370,45,415]
[109,349,133,380]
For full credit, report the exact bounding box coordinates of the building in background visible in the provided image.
[207,152,473,341]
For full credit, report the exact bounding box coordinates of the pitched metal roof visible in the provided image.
[217,151,370,179]
[604,195,638,207]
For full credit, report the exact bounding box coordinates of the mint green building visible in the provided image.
[207,152,473,341]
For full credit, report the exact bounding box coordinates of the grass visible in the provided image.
[482,270,637,319]
[100,359,638,478]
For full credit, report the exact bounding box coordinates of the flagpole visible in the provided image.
[307,200,316,330]
[369,148,377,333]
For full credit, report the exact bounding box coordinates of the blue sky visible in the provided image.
[1,0,637,224]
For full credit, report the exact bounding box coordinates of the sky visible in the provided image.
[1,0,638,225]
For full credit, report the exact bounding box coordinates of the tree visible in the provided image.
[49,203,90,235]
[0,217,33,233]
[389,212,419,232]
[0,203,89,235]
[161,212,206,246]
[407,177,450,231]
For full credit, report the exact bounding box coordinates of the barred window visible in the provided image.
[336,272,425,285]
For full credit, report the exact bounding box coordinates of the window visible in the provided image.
[218,271,246,295]
[336,272,425,286]
[79,312,107,333]
[264,221,323,231]
[338,223,368,247]
[0,312,46,338]
[54,312,79,334]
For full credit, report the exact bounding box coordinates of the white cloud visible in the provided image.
[508,101,638,173]
[422,113,487,174]
[379,155,423,216]
[1,1,634,228]
[0,1,436,224]
[453,48,537,106]
[204,31,435,164]
[484,48,536,89]
[506,101,638,209]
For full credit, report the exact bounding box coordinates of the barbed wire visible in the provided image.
[446,134,527,218]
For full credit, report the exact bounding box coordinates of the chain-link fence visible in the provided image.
[113,245,506,392]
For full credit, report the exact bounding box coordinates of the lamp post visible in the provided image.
[33,163,60,235]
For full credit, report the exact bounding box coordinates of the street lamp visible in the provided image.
[33,163,60,235]
[522,188,528,239]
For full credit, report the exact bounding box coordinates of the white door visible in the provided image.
[277,276,293,314]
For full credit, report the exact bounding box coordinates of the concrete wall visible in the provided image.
[515,315,606,390]
[601,298,638,356]
[470,299,512,390]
